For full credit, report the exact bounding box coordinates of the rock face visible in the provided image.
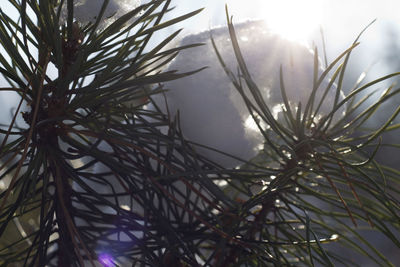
[155,20,343,168]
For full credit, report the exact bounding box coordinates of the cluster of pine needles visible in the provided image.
[0,1,399,266]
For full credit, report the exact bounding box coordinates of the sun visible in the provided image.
[260,0,325,43]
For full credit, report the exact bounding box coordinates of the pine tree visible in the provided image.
[0,1,399,266]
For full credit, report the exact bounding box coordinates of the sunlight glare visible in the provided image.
[260,0,325,43]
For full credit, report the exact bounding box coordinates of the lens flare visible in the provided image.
[99,253,114,267]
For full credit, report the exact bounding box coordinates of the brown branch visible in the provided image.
[53,161,96,267]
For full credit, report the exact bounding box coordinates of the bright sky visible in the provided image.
[166,0,400,85]
[1,1,399,63]
[1,1,399,46]
[170,0,400,49]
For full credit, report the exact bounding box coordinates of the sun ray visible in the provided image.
[259,0,325,43]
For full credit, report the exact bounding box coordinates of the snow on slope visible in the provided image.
[60,0,141,30]
[154,20,343,168]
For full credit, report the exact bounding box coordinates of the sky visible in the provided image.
[159,1,400,82]
[1,0,399,71]
[2,1,399,51]
[171,0,400,44]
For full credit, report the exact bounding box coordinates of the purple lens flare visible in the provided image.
[99,253,114,267]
